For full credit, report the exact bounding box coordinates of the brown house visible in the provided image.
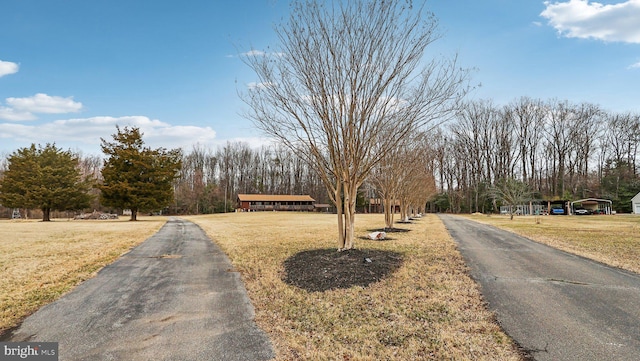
[237,194,316,212]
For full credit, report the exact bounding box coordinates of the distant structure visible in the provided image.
[368,198,400,213]
[236,194,315,212]
[632,192,640,214]
[11,208,21,219]
[499,198,613,216]
[570,198,612,215]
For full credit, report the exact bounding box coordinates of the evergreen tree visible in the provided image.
[0,144,91,221]
[601,160,640,213]
[99,126,182,220]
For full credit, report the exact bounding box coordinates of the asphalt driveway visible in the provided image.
[439,214,640,361]
[5,218,274,361]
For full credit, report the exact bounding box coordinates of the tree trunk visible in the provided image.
[42,207,51,222]
[404,204,410,222]
[130,208,138,221]
[341,182,358,250]
[335,184,345,250]
[383,194,394,229]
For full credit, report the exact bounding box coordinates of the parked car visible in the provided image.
[551,208,565,215]
[574,208,590,215]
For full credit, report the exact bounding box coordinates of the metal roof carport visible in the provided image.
[570,198,613,215]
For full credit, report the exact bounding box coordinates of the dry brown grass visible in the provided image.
[462,214,640,274]
[185,212,523,360]
[0,217,166,335]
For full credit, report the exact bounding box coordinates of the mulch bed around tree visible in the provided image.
[367,227,411,233]
[283,248,404,292]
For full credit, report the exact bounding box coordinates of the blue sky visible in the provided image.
[1,0,639,156]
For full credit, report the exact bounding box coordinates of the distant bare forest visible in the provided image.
[436,97,639,213]
[167,97,640,214]
[1,97,638,217]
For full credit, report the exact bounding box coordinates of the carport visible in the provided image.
[570,198,613,215]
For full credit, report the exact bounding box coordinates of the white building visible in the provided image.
[632,192,640,214]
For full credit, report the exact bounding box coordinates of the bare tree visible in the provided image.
[450,100,502,212]
[601,112,640,174]
[369,141,402,229]
[542,100,601,198]
[175,145,215,214]
[77,152,104,211]
[570,103,602,197]
[242,0,469,250]
[491,177,533,220]
[543,99,577,198]
[397,133,438,221]
[507,97,546,190]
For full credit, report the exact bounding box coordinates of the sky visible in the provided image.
[1,0,639,156]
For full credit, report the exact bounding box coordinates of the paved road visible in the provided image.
[5,218,274,361]
[439,215,640,361]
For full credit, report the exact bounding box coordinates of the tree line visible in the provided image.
[433,97,640,213]
[1,99,638,221]
[0,128,331,220]
[172,142,329,214]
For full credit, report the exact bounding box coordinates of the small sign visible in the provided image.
[0,343,58,361]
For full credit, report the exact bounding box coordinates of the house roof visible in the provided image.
[237,194,315,202]
[632,192,640,202]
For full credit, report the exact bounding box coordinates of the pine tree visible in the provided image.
[99,126,182,220]
[0,144,92,221]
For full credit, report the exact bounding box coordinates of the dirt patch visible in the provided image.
[283,248,403,292]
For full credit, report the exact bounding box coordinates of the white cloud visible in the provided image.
[242,50,267,57]
[6,93,83,114]
[0,106,36,121]
[218,136,276,149]
[0,60,19,77]
[0,115,218,154]
[247,81,276,90]
[628,61,640,69]
[541,0,640,43]
[241,50,284,57]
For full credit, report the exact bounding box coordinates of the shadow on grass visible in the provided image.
[283,248,403,292]
[367,227,411,233]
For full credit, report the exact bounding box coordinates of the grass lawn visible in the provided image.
[1,211,634,359]
[185,212,522,360]
[0,217,166,336]
[462,214,640,274]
